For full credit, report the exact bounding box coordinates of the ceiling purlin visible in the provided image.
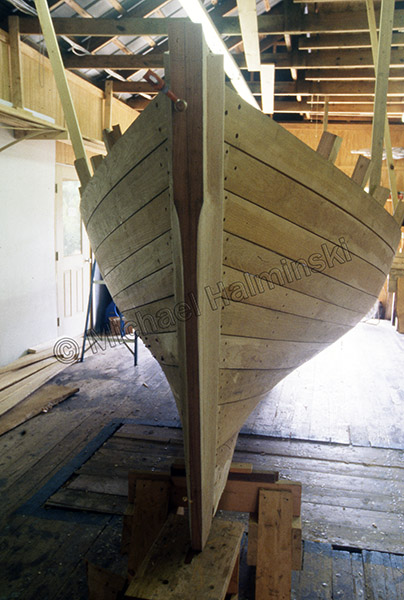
[17,0,400,123]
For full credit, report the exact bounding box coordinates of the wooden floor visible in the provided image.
[0,319,403,599]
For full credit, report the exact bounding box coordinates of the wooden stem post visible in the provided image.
[33,0,91,186]
[169,21,224,550]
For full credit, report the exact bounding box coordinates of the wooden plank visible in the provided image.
[256,489,293,599]
[0,384,78,437]
[222,266,361,327]
[127,478,170,577]
[223,144,393,274]
[45,488,128,514]
[33,0,91,186]
[224,194,387,297]
[63,54,164,70]
[18,10,404,36]
[236,0,260,71]
[218,479,301,517]
[85,141,170,249]
[94,193,170,278]
[224,86,399,253]
[235,48,404,70]
[351,154,372,188]
[223,234,378,316]
[247,514,302,571]
[331,550,356,599]
[125,514,244,599]
[316,131,341,163]
[104,80,113,131]
[81,95,169,225]
[368,0,395,195]
[0,347,55,374]
[297,541,333,599]
[0,360,71,417]
[8,17,24,108]
[299,31,404,51]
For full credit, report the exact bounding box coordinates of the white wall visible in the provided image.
[0,129,58,366]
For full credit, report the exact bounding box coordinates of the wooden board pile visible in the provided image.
[0,342,79,436]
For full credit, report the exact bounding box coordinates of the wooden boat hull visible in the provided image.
[81,22,401,549]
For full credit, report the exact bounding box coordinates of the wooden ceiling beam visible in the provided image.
[249,80,404,97]
[299,32,404,51]
[305,68,404,80]
[110,81,158,93]
[62,53,164,69]
[236,48,404,69]
[273,101,404,116]
[18,10,404,36]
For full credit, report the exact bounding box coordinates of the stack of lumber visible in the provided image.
[0,343,79,436]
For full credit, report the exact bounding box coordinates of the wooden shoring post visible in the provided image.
[33,0,91,187]
[104,80,113,131]
[366,0,395,197]
[366,0,398,211]
[8,17,24,109]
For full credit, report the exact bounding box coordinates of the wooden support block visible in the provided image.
[256,489,293,600]
[74,156,92,188]
[394,200,404,226]
[227,555,240,596]
[316,131,342,163]
[86,561,126,600]
[90,154,104,172]
[247,514,302,571]
[125,514,244,599]
[121,503,134,555]
[127,470,170,503]
[372,185,390,206]
[103,124,122,152]
[218,478,300,517]
[351,154,372,188]
[127,478,170,578]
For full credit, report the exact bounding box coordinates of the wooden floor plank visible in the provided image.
[298,541,333,600]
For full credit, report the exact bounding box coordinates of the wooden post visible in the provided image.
[8,17,24,109]
[256,489,293,600]
[33,0,91,186]
[366,0,398,211]
[322,96,329,132]
[104,80,113,131]
[169,21,224,550]
[367,0,395,196]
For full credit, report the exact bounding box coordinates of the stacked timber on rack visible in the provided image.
[0,343,78,436]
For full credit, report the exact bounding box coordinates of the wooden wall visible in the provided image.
[282,121,404,192]
[0,28,137,141]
